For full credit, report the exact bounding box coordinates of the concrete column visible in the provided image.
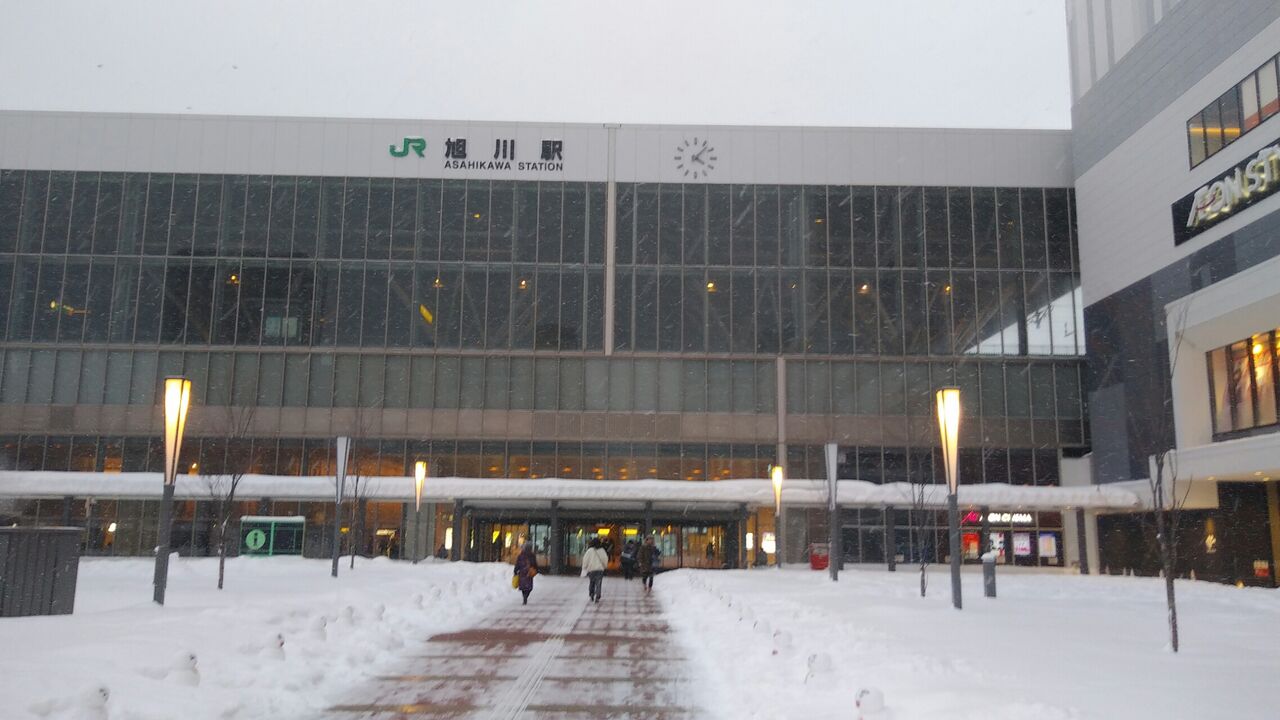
[427,502,437,558]
[403,501,433,562]
[1075,509,1091,575]
[738,503,749,570]
[643,501,653,536]
[1065,508,1102,574]
[61,496,73,526]
[549,500,563,575]
[1060,454,1100,574]
[885,505,896,572]
[775,356,787,568]
[604,124,618,356]
[1268,483,1280,588]
[451,499,464,562]
[979,505,991,556]
[464,508,477,562]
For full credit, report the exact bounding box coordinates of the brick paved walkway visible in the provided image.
[328,574,703,719]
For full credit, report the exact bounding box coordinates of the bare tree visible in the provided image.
[348,460,369,570]
[199,406,258,591]
[905,474,933,598]
[1144,303,1195,652]
[343,410,381,571]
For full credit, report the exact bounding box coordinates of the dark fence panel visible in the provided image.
[0,527,82,617]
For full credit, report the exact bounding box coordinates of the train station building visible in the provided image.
[0,110,1128,572]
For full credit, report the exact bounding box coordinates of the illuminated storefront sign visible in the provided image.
[987,512,1034,524]
[1172,135,1280,245]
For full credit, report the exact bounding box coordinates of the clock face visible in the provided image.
[673,137,717,180]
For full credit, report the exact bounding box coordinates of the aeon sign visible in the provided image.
[1172,135,1280,245]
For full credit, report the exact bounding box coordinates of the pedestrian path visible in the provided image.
[327,574,703,719]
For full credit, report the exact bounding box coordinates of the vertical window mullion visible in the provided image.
[1227,344,1242,431]
[1247,344,1261,428]
[1272,331,1280,426]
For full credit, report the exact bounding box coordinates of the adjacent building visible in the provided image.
[0,110,1101,572]
[1069,0,1280,585]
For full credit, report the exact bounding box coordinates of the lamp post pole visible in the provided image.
[331,436,350,578]
[414,460,427,564]
[937,387,962,611]
[771,464,785,570]
[153,377,192,606]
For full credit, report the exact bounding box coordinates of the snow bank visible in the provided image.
[661,567,1280,719]
[0,471,1140,510]
[0,557,510,720]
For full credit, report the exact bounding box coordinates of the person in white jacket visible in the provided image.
[581,537,609,603]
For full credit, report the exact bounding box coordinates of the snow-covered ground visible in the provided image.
[0,557,509,720]
[9,559,1278,720]
[662,566,1280,720]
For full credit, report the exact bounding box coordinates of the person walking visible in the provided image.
[581,537,609,603]
[638,536,661,594]
[620,539,638,580]
[514,541,539,605]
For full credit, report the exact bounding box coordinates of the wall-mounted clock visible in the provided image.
[673,137,717,180]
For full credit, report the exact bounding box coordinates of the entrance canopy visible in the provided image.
[0,471,1141,511]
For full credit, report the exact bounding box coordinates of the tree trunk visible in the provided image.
[217,518,228,590]
[1153,466,1179,653]
[349,490,359,570]
[919,563,927,598]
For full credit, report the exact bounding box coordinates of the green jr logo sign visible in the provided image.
[390,136,427,158]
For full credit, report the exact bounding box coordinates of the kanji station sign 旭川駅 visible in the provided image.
[1172,133,1280,245]
[388,136,565,172]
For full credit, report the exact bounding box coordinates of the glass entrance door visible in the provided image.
[681,525,724,568]
[479,522,529,564]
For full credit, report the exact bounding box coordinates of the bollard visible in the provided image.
[981,551,997,598]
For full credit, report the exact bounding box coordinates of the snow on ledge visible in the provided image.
[0,471,1140,510]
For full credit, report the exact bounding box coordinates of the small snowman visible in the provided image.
[168,652,201,687]
[771,629,793,656]
[855,687,892,719]
[310,615,328,641]
[264,633,286,661]
[28,685,110,720]
[804,652,832,683]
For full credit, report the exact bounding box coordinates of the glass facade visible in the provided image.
[0,172,606,351]
[1207,329,1280,438]
[0,167,1085,486]
[1186,52,1280,168]
[614,184,1083,357]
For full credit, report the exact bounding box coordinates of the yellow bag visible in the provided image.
[511,574,520,589]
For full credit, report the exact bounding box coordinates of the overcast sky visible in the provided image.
[0,0,1071,129]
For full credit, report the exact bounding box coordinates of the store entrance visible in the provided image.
[565,522,641,572]
[474,520,551,567]
[564,522,729,572]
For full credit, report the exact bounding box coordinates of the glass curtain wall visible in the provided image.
[0,169,1085,483]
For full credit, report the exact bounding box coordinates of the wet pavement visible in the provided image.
[327,574,703,719]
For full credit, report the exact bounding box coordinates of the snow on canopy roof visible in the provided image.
[239,515,306,523]
[0,471,1140,510]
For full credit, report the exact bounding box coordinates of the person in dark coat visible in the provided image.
[638,536,660,593]
[620,539,638,580]
[514,541,539,605]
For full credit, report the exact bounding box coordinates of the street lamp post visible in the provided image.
[331,436,350,578]
[414,460,427,564]
[771,464,785,570]
[937,387,962,610]
[153,377,192,606]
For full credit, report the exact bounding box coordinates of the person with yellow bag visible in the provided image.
[513,541,539,605]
